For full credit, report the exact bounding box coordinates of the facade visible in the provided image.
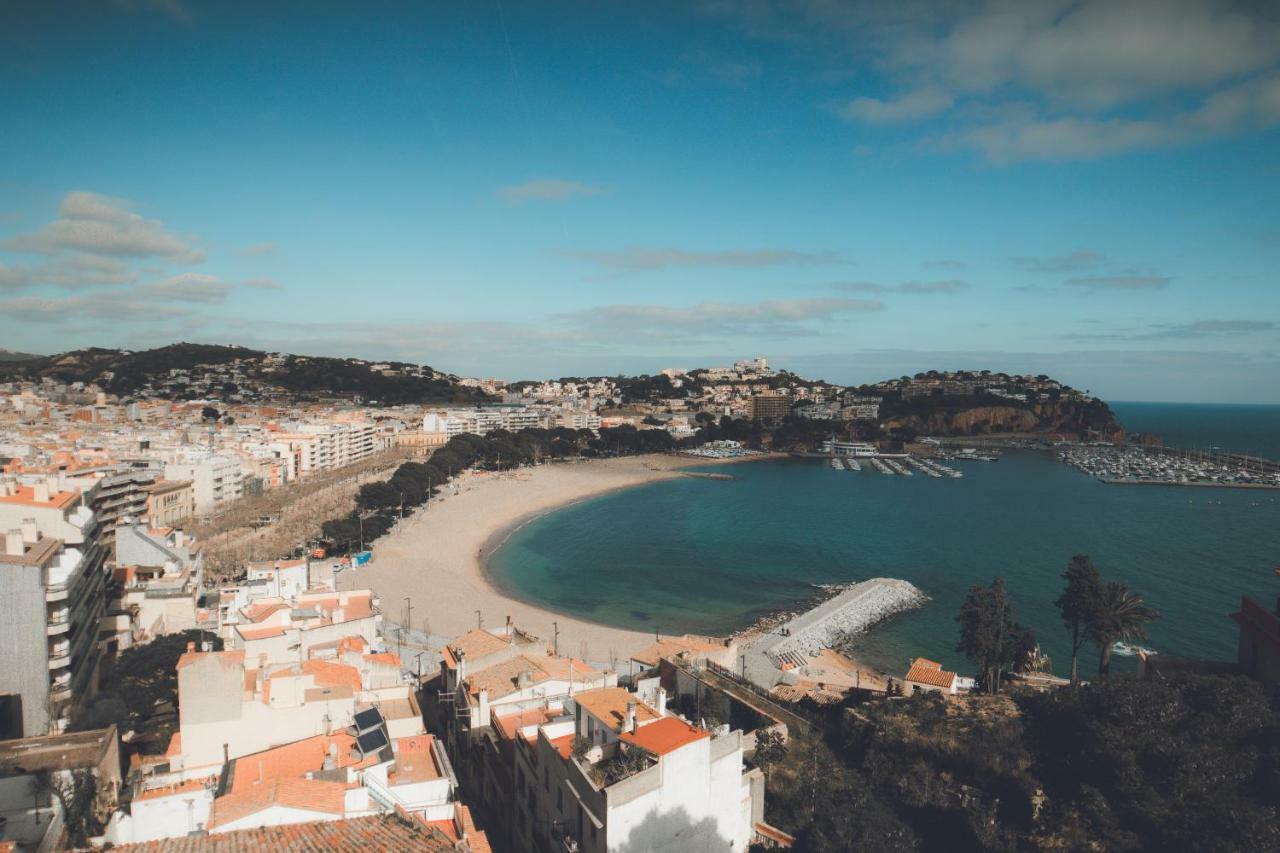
[112,523,205,642]
[0,480,106,738]
[164,455,244,516]
[393,430,449,457]
[88,468,157,553]
[145,479,195,527]
[747,391,791,422]
[227,589,381,662]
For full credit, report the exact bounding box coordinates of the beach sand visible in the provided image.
[336,453,774,663]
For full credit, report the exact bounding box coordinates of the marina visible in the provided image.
[1058,444,1280,489]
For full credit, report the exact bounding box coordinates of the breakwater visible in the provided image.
[742,578,927,687]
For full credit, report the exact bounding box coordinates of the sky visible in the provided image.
[0,0,1278,403]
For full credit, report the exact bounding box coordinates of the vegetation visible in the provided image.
[767,672,1279,852]
[1053,554,1103,687]
[320,425,676,554]
[1087,581,1159,678]
[34,768,103,848]
[70,629,222,751]
[955,577,1036,694]
[589,746,653,787]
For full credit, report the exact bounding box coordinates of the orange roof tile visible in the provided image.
[135,777,212,801]
[572,688,660,731]
[905,658,957,689]
[176,650,245,671]
[0,485,77,510]
[209,776,347,828]
[226,734,367,796]
[620,716,708,756]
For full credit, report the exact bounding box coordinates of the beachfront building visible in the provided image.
[747,390,791,422]
[903,657,967,695]
[820,439,879,457]
[164,454,244,516]
[144,478,195,526]
[0,478,107,738]
[433,624,616,848]
[519,686,766,852]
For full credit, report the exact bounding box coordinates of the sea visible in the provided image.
[487,403,1280,677]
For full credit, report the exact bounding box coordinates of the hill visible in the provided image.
[0,348,41,362]
[0,342,492,405]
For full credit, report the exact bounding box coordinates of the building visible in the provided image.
[164,455,244,517]
[520,686,765,852]
[145,479,194,526]
[1232,595,1280,687]
[394,430,449,457]
[88,468,157,553]
[104,812,478,851]
[747,391,791,422]
[903,658,966,695]
[226,589,381,662]
[0,726,123,850]
[0,479,107,738]
[820,440,878,457]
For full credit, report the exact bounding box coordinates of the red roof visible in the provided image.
[620,716,708,756]
[905,658,957,689]
[105,814,457,850]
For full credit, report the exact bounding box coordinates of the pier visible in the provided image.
[1059,444,1280,489]
[741,578,926,689]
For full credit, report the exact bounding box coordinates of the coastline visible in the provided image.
[337,452,782,663]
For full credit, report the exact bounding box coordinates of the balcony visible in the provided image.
[47,609,71,635]
[49,640,72,669]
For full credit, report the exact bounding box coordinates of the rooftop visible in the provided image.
[572,688,660,731]
[905,657,957,689]
[0,726,116,777]
[619,716,708,756]
[103,814,458,852]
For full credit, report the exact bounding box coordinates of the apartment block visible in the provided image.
[0,479,106,738]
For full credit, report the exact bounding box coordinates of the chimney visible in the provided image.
[21,518,39,544]
[5,529,24,557]
[33,482,49,503]
[456,648,466,682]
[186,641,196,653]
[625,701,637,734]
[657,688,667,716]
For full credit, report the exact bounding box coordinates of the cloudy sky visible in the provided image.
[1,0,1277,402]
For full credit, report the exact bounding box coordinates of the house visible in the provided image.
[903,658,971,695]
[228,589,381,662]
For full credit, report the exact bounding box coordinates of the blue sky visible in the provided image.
[1,1,1277,402]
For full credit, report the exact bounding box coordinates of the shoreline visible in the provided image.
[337,452,783,663]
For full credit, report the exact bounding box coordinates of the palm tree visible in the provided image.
[1087,581,1159,678]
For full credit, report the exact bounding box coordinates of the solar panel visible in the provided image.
[354,707,384,732]
[357,728,389,754]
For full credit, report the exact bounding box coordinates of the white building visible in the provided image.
[164,454,244,516]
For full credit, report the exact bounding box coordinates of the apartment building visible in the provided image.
[520,686,765,852]
[0,479,106,738]
[434,625,616,849]
[747,390,792,422]
[226,588,382,662]
[423,406,549,438]
[164,454,244,516]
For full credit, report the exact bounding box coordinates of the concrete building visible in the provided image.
[520,687,765,852]
[111,523,205,643]
[0,480,106,738]
[0,726,122,850]
[164,455,244,516]
[227,589,381,662]
[903,658,963,695]
[747,391,791,422]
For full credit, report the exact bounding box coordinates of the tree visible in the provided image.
[752,729,788,783]
[1054,554,1103,687]
[34,769,101,848]
[1087,581,1159,677]
[955,577,1028,694]
[200,405,220,421]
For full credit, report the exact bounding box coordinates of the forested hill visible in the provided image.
[0,343,492,405]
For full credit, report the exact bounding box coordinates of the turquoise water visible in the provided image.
[1111,401,1280,459]
[488,405,1280,676]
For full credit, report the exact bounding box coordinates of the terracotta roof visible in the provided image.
[135,777,212,802]
[446,628,510,663]
[905,658,957,689]
[550,733,575,760]
[619,716,708,756]
[176,650,245,671]
[235,624,288,641]
[493,707,561,742]
[226,733,368,795]
[240,601,289,624]
[389,735,442,784]
[630,635,728,668]
[105,813,457,850]
[210,776,347,828]
[265,660,362,695]
[572,688,660,731]
[463,654,594,699]
[0,484,78,510]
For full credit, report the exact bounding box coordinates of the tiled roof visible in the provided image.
[176,650,245,671]
[493,707,561,742]
[572,688,660,730]
[209,776,346,828]
[630,635,728,667]
[104,814,457,850]
[905,658,957,689]
[620,716,708,756]
[226,734,370,795]
[388,735,442,784]
[446,628,510,663]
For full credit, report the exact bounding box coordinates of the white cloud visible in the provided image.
[1,191,204,262]
[841,88,953,124]
[564,246,845,271]
[499,180,605,204]
[135,273,235,303]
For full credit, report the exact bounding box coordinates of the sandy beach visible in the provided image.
[336,453,776,663]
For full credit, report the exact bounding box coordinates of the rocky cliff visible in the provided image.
[881,399,1122,440]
